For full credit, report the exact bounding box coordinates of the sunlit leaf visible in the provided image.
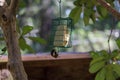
[95,67,106,80]
[106,64,116,80]
[22,25,33,35]
[90,56,105,66]
[90,51,100,59]
[89,60,105,73]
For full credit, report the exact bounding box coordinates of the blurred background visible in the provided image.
[0,0,120,54]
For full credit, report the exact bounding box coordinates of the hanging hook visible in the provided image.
[58,0,62,18]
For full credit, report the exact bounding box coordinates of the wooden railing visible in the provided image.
[0,52,94,80]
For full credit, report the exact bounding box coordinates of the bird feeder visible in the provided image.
[49,0,73,57]
[50,17,72,48]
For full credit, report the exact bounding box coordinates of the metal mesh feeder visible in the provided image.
[49,0,73,57]
[50,17,72,48]
[49,17,73,57]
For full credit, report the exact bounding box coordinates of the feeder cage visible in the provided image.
[49,17,73,48]
[49,0,73,56]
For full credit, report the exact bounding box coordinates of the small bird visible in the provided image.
[51,49,58,58]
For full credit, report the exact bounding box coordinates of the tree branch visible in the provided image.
[0,1,8,26]
[9,0,19,14]
[97,0,120,20]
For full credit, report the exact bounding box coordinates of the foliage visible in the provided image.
[69,7,82,24]
[0,25,46,54]
[69,0,120,80]
[89,38,120,80]
[69,0,114,25]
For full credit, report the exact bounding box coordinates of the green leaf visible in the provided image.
[90,57,105,66]
[95,67,106,80]
[106,70,115,80]
[90,51,100,59]
[113,71,119,79]
[19,0,26,8]
[106,65,116,80]
[112,64,120,76]
[80,0,87,4]
[69,6,82,24]
[83,8,94,25]
[84,8,93,16]
[19,37,34,52]
[90,12,96,23]
[89,60,105,73]
[111,50,119,58]
[86,1,94,9]
[99,50,109,58]
[24,44,35,53]
[0,37,4,41]
[73,0,87,6]
[97,6,108,18]
[116,53,120,60]
[92,0,97,5]
[22,25,33,35]
[28,37,46,44]
[115,38,120,49]
[101,8,108,18]
[83,16,89,26]
[19,37,27,50]
[73,1,82,7]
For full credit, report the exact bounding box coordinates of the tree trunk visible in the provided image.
[1,13,28,80]
[0,0,28,80]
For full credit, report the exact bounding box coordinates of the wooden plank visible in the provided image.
[0,53,91,68]
[0,53,93,80]
[0,52,90,62]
